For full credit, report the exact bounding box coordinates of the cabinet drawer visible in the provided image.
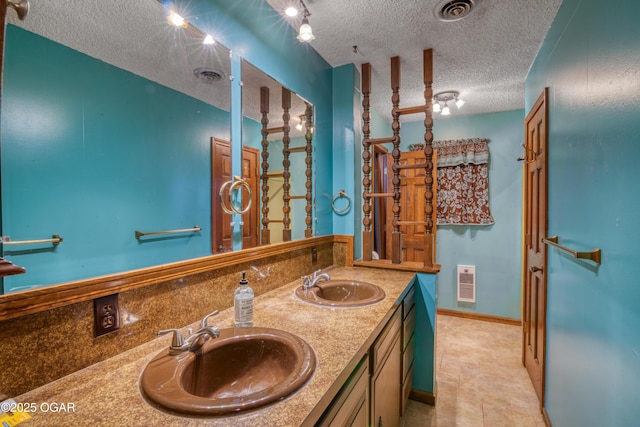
[403,334,415,382]
[403,305,416,350]
[403,286,415,319]
[401,364,415,415]
[372,309,401,372]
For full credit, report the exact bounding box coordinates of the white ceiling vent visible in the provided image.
[193,68,225,83]
[435,0,480,22]
[457,265,476,303]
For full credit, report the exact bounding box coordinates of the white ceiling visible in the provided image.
[7,0,232,112]
[267,0,563,122]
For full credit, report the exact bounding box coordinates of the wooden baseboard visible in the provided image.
[409,388,436,406]
[542,407,552,427]
[437,308,521,326]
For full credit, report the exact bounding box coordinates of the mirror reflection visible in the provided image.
[0,0,231,293]
[240,59,315,246]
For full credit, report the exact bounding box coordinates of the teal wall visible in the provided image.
[413,273,437,393]
[1,25,229,292]
[331,65,357,243]
[525,0,640,425]
[401,110,524,318]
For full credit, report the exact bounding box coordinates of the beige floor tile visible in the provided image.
[401,314,545,427]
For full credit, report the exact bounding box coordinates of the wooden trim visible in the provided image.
[353,259,440,274]
[0,235,353,321]
[437,308,521,326]
[409,388,435,406]
[542,407,553,427]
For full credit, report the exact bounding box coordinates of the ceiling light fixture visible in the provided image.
[203,34,216,45]
[432,91,465,115]
[296,0,315,42]
[168,11,188,28]
[285,5,299,16]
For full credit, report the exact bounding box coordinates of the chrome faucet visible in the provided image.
[301,270,330,290]
[158,310,220,354]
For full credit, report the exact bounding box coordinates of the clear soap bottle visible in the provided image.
[234,271,254,327]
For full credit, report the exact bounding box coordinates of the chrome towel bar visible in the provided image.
[542,235,601,264]
[135,226,201,239]
[1,234,63,246]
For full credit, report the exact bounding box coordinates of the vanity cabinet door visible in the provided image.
[318,355,370,427]
[371,309,402,427]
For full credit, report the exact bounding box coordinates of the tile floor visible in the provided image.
[401,314,546,427]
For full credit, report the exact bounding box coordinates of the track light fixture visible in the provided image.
[432,91,465,115]
[296,0,315,42]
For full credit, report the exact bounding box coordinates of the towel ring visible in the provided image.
[228,179,253,215]
[219,180,235,214]
[331,190,351,214]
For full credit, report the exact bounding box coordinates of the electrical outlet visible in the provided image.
[94,294,120,337]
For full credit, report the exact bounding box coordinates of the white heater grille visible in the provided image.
[457,265,476,303]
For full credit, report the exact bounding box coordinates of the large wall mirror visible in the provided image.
[0,0,232,294]
[239,59,315,248]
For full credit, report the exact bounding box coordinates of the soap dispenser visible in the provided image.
[234,271,254,327]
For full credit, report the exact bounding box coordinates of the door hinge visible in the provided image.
[522,321,527,333]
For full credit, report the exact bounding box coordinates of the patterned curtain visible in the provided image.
[410,138,494,225]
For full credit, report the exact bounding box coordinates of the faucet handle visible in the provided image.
[158,329,185,348]
[200,310,220,328]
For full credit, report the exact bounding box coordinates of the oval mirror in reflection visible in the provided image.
[239,59,315,248]
[0,0,232,293]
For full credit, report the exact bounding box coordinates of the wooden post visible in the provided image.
[281,87,292,242]
[361,63,373,261]
[390,56,402,264]
[304,103,313,238]
[260,86,271,245]
[422,49,435,267]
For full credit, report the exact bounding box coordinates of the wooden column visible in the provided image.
[259,86,271,245]
[361,63,373,261]
[281,87,292,242]
[304,103,313,238]
[422,49,435,267]
[390,56,402,264]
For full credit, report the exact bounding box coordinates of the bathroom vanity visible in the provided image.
[13,267,429,426]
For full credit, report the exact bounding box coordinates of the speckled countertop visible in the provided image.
[15,266,416,426]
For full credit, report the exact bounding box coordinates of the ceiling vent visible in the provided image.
[193,68,225,83]
[436,0,480,22]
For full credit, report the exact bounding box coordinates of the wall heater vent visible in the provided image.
[457,265,476,303]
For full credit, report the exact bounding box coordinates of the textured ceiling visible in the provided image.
[267,0,563,122]
[8,0,232,112]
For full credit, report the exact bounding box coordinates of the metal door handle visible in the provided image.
[530,265,543,273]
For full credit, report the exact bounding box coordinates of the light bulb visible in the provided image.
[441,102,451,116]
[168,12,187,28]
[433,101,441,113]
[455,97,465,109]
[297,18,315,42]
[203,34,215,45]
[285,6,298,16]
[296,122,304,131]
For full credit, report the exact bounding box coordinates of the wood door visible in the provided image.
[212,140,259,253]
[241,146,260,249]
[212,138,233,253]
[522,88,548,409]
[385,150,437,263]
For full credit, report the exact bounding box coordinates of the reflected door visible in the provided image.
[212,140,260,252]
[522,88,548,410]
[212,138,233,253]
